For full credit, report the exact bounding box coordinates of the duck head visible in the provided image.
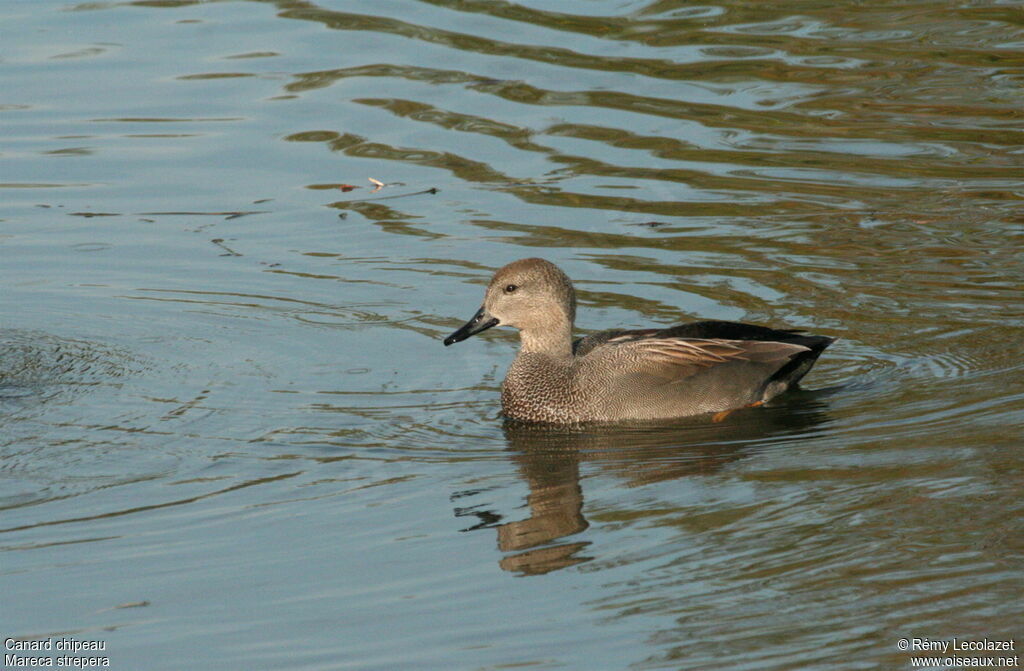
[444,258,577,348]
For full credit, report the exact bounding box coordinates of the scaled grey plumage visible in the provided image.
[444,258,834,424]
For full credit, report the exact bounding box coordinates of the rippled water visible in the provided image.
[2,1,1022,669]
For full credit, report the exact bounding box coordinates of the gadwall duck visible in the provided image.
[444,258,834,424]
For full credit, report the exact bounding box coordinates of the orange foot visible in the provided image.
[712,400,765,423]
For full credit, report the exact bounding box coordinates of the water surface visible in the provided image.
[2,1,1022,669]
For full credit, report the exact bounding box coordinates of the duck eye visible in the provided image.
[503,284,519,294]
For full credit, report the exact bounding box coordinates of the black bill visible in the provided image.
[443,306,499,346]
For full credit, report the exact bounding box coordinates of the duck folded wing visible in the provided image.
[594,336,810,381]
[580,337,815,418]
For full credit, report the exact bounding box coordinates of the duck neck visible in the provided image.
[520,323,577,360]
[518,320,574,359]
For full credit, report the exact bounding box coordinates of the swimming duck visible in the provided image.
[444,258,834,423]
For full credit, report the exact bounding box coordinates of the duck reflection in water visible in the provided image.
[456,394,832,576]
